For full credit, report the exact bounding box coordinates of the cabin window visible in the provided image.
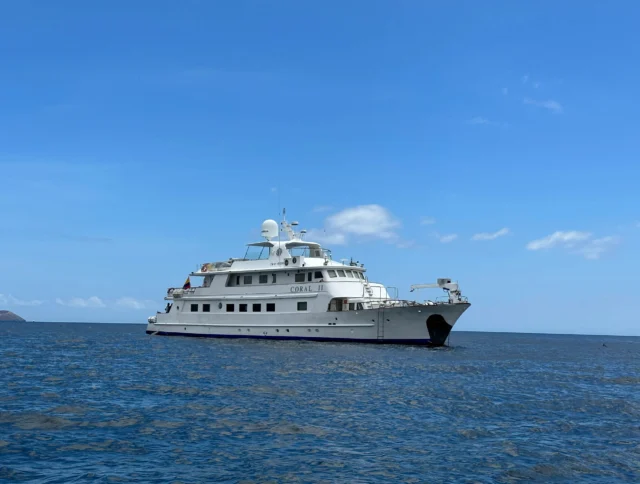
[356,302,364,310]
[267,303,275,312]
[253,303,261,312]
[203,304,210,312]
[349,303,355,311]
[338,270,346,277]
[307,272,312,282]
[259,274,268,284]
[272,274,277,283]
[314,271,323,279]
[358,272,364,280]
[226,304,234,312]
[295,273,305,283]
[297,301,307,311]
[239,304,247,312]
[191,303,198,312]
[346,270,354,278]
[328,270,337,278]
[236,276,240,285]
[244,275,253,285]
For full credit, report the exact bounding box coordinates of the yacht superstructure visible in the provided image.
[146,216,470,345]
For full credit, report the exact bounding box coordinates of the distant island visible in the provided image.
[0,310,25,322]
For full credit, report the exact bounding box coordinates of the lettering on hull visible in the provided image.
[290,285,323,293]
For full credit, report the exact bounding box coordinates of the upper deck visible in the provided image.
[192,218,367,276]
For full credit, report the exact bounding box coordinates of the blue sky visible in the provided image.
[1,1,639,335]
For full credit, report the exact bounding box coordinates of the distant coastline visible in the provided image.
[0,310,25,322]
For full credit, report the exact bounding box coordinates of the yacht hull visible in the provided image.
[146,303,469,346]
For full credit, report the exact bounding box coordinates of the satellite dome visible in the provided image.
[261,219,279,240]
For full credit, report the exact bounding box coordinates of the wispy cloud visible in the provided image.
[533,82,540,89]
[56,296,106,308]
[526,231,619,259]
[434,233,457,244]
[116,297,152,310]
[472,228,510,241]
[420,216,436,225]
[524,98,563,114]
[0,294,45,307]
[526,231,592,251]
[396,240,417,249]
[467,117,508,128]
[575,236,621,260]
[522,74,529,84]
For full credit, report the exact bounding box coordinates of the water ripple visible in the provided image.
[0,322,638,482]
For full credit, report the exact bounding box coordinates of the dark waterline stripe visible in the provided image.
[146,330,438,346]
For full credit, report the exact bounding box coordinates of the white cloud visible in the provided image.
[56,296,106,308]
[502,87,508,95]
[436,234,458,244]
[526,231,619,260]
[326,204,400,241]
[472,228,510,241]
[116,297,149,310]
[526,231,592,251]
[420,216,436,225]
[575,236,620,260]
[524,98,563,114]
[304,230,347,246]
[522,74,529,84]
[0,294,45,307]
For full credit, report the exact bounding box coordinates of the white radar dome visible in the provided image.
[261,219,279,240]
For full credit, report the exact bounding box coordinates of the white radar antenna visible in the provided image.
[261,219,279,241]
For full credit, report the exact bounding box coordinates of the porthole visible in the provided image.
[238,329,241,332]
[315,329,319,332]
[307,329,311,332]
[276,329,279,332]
[286,329,290,332]
[218,302,223,309]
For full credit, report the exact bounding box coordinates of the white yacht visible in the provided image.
[147,215,470,346]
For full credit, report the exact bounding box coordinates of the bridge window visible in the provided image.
[328,270,337,278]
[337,270,346,277]
[253,303,261,312]
[226,304,234,312]
[295,273,305,283]
[314,271,323,279]
[203,304,210,312]
[191,304,198,312]
[243,275,253,285]
[239,304,247,312]
[297,301,307,311]
[307,272,312,282]
[345,270,353,278]
[267,303,275,312]
[259,274,268,284]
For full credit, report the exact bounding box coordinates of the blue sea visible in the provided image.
[0,322,638,483]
